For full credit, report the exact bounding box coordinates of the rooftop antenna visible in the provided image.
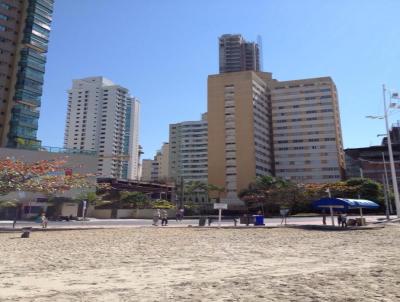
[257,35,264,71]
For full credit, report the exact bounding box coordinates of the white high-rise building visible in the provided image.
[169,113,208,183]
[64,76,140,179]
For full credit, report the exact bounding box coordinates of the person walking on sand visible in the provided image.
[161,209,168,226]
[152,209,160,226]
[322,209,326,225]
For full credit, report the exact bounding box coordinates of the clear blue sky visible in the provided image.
[38,0,400,158]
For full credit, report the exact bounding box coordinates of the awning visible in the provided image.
[313,198,379,210]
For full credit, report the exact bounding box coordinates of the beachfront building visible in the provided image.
[140,143,170,183]
[141,159,154,182]
[271,77,345,183]
[345,144,400,188]
[157,142,170,182]
[208,71,274,203]
[169,114,208,203]
[169,113,208,184]
[207,34,346,206]
[122,98,140,180]
[0,0,54,148]
[219,34,260,74]
[64,76,140,179]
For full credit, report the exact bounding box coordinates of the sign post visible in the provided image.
[213,203,228,228]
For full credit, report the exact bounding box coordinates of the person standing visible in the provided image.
[337,213,342,227]
[161,209,168,226]
[175,209,181,222]
[41,213,48,229]
[341,213,347,228]
[152,209,160,226]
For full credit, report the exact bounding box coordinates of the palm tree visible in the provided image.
[206,184,225,202]
[184,181,225,214]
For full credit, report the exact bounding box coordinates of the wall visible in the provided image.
[87,208,176,219]
[89,209,112,219]
[61,203,79,217]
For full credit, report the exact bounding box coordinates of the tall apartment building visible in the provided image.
[208,71,274,202]
[219,34,260,74]
[64,77,140,179]
[0,0,54,147]
[158,142,169,181]
[140,143,170,183]
[122,97,140,179]
[271,77,345,183]
[208,34,346,205]
[169,113,208,184]
[141,159,153,182]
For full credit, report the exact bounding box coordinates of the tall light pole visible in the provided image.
[382,85,400,218]
[368,85,400,217]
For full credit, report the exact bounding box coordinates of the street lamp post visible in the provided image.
[382,85,400,218]
[366,85,400,218]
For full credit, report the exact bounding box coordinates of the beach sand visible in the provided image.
[1,226,399,302]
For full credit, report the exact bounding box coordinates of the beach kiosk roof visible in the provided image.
[313,198,379,210]
[312,198,379,226]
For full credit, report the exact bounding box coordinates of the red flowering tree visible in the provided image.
[0,158,90,202]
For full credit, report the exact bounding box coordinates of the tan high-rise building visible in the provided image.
[271,77,345,182]
[141,159,154,182]
[157,142,170,181]
[208,71,274,202]
[140,142,170,183]
[208,34,345,205]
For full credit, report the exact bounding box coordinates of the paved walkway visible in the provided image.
[0,215,396,231]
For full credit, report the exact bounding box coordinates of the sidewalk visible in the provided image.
[0,215,395,232]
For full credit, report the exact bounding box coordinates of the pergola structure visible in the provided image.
[97,178,175,201]
[313,198,379,226]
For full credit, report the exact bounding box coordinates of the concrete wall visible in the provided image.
[90,209,112,219]
[87,208,176,219]
[117,209,134,218]
[132,209,176,219]
[61,203,79,217]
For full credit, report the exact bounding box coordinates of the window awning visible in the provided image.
[313,198,379,210]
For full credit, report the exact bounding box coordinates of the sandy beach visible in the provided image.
[1,225,399,302]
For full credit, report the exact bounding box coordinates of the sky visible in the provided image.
[38,0,400,158]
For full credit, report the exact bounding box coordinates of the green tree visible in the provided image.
[119,191,150,209]
[239,176,302,215]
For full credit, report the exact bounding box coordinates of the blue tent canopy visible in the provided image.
[313,198,379,210]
